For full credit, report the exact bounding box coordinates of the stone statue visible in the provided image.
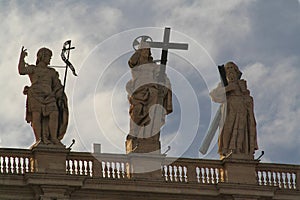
[18,47,68,146]
[125,42,172,152]
[210,61,258,158]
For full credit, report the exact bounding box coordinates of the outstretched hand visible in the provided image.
[20,46,28,59]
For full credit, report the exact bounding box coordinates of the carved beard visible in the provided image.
[226,71,237,82]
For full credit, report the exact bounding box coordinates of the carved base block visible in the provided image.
[30,144,69,174]
[127,153,165,180]
[222,157,259,184]
[125,135,161,154]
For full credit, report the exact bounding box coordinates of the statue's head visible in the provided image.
[36,47,52,65]
[225,61,242,82]
[137,41,153,63]
[138,40,151,50]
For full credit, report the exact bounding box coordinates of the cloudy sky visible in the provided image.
[0,0,299,165]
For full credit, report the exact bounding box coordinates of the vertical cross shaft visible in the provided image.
[146,27,189,138]
[160,28,171,76]
[148,27,188,80]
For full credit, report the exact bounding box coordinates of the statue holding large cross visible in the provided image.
[200,62,258,159]
[126,27,188,154]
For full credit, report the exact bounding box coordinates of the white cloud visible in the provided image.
[243,57,300,163]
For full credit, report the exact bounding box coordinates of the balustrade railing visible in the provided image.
[256,163,299,190]
[0,148,31,175]
[162,158,223,184]
[95,154,128,179]
[0,148,299,190]
[66,152,93,176]
[66,152,129,179]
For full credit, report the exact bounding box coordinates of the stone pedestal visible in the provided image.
[127,153,165,180]
[30,143,69,174]
[222,154,258,184]
[126,135,161,154]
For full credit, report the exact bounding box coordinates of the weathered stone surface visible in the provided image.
[18,47,69,146]
[210,61,258,158]
[126,46,172,153]
[30,144,69,174]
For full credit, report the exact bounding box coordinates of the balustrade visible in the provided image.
[0,148,299,191]
[0,148,31,175]
[256,163,299,189]
[162,158,223,184]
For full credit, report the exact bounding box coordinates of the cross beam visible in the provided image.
[148,27,188,74]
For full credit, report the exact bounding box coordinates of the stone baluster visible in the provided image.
[203,167,208,184]
[198,167,203,183]
[25,157,30,173]
[77,160,80,175]
[116,162,121,178]
[18,157,22,174]
[109,163,114,178]
[295,169,300,190]
[161,165,166,181]
[105,162,109,178]
[287,172,291,189]
[166,165,171,181]
[273,171,277,186]
[0,156,3,173]
[82,160,87,175]
[113,163,118,179]
[172,165,175,181]
[283,172,287,188]
[122,163,127,179]
[66,160,70,174]
[182,166,187,182]
[23,157,27,173]
[278,172,282,188]
[208,168,213,184]
[12,157,17,174]
[102,162,106,178]
[87,160,91,176]
[7,157,12,173]
[172,166,176,181]
[177,166,182,182]
[71,160,76,175]
[212,168,217,184]
[269,171,274,186]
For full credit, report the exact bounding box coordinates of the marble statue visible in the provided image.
[126,42,173,142]
[18,47,68,146]
[210,61,258,158]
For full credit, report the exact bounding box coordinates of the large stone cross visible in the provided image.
[148,27,188,76]
[126,27,189,155]
[147,27,188,144]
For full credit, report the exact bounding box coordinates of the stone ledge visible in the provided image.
[24,173,86,187]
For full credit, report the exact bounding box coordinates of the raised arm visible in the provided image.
[18,46,32,75]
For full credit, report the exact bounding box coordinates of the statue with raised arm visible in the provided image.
[210,61,258,158]
[18,46,68,146]
[126,42,172,153]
